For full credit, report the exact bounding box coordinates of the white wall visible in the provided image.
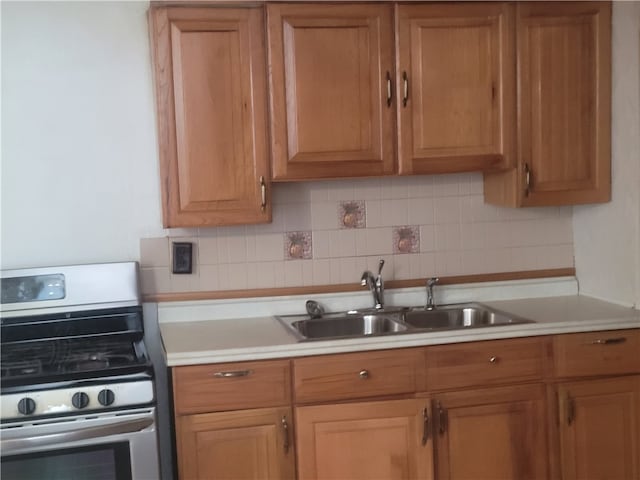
[573,1,640,308]
[1,1,163,269]
[2,1,639,308]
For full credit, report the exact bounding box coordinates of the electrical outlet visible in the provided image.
[172,242,193,274]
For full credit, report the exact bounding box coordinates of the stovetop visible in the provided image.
[1,336,152,391]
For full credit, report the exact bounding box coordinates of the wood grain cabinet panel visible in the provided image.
[177,406,295,480]
[296,398,434,480]
[396,2,515,175]
[267,3,395,180]
[173,359,291,414]
[557,376,640,480]
[432,384,549,480]
[425,336,547,391]
[553,329,640,378]
[149,7,271,226]
[293,348,424,403]
[484,1,611,206]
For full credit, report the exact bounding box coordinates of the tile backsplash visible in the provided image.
[140,173,574,295]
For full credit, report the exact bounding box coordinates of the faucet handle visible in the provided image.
[427,277,439,287]
[377,259,385,276]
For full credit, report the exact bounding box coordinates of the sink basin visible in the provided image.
[402,303,533,330]
[276,303,534,341]
[278,313,408,341]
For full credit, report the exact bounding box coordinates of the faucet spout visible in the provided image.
[361,260,385,310]
[426,277,439,310]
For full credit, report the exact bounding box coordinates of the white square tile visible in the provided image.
[432,174,463,197]
[353,178,383,199]
[435,224,462,252]
[355,228,393,256]
[327,180,356,201]
[140,237,169,268]
[329,229,357,258]
[272,183,310,204]
[198,237,219,265]
[311,201,338,230]
[419,225,436,252]
[312,259,331,285]
[283,202,312,231]
[312,230,331,259]
[199,265,220,291]
[433,197,461,224]
[140,267,171,295]
[382,199,409,226]
[408,198,434,225]
[255,233,285,262]
[407,175,434,198]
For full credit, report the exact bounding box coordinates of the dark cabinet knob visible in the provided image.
[72,392,90,409]
[18,397,36,415]
[98,389,115,406]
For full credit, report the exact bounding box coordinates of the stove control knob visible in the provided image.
[98,389,115,406]
[72,392,90,409]
[18,397,36,415]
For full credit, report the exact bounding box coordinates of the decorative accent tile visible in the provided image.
[393,226,420,254]
[284,231,312,260]
[338,200,366,229]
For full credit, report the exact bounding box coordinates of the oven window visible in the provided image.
[1,442,132,480]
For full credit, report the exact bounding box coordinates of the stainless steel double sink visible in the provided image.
[276,303,534,341]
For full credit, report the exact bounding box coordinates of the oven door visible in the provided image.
[0,408,159,480]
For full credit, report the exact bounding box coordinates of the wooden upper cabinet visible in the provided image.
[149,7,271,227]
[484,2,611,206]
[396,2,515,175]
[267,3,395,180]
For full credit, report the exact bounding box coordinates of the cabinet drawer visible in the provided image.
[294,348,424,403]
[554,329,640,378]
[426,337,547,390]
[173,359,291,414]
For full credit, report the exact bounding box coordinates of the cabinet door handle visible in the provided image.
[282,415,290,454]
[259,176,266,212]
[524,163,532,197]
[359,369,370,379]
[437,401,447,435]
[567,395,575,426]
[213,370,252,378]
[386,71,393,108]
[421,407,430,445]
[402,71,409,107]
[591,337,626,345]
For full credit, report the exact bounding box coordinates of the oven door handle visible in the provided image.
[1,417,153,454]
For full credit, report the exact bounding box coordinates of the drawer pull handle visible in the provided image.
[437,401,447,435]
[421,407,429,445]
[591,337,626,345]
[489,356,499,363]
[213,370,253,378]
[282,416,290,454]
[567,395,575,426]
[359,370,370,379]
[402,71,409,107]
[386,71,392,108]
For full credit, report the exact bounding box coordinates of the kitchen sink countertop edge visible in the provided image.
[158,292,640,367]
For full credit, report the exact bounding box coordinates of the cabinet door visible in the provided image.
[484,2,611,206]
[433,384,548,480]
[176,406,295,480]
[150,7,271,227]
[267,4,395,180]
[397,3,515,175]
[296,398,433,480]
[557,376,640,480]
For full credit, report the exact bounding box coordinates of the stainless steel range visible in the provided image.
[0,262,160,480]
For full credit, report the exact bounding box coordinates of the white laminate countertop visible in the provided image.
[159,294,640,366]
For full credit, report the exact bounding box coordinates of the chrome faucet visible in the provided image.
[426,277,439,310]
[361,259,385,310]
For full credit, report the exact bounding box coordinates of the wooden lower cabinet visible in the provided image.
[176,406,295,480]
[295,398,434,480]
[432,384,549,480]
[557,376,640,480]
